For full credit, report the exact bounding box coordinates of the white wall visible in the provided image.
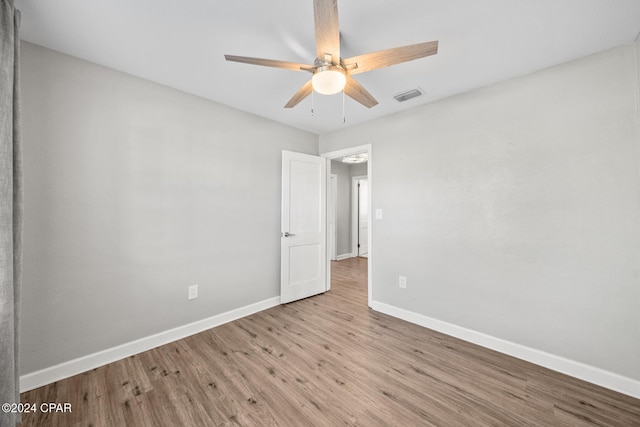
[637,33,640,107]
[320,41,640,382]
[330,160,352,256]
[20,43,318,375]
[19,36,640,392]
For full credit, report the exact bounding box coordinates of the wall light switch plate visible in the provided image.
[188,285,198,300]
[399,276,407,289]
[375,209,383,220]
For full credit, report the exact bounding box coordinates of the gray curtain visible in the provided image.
[0,0,22,426]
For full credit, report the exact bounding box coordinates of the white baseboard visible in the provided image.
[22,297,639,399]
[336,253,354,261]
[371,301,640,399]
[20,296,281,392]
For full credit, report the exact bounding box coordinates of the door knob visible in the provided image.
[283,232,295,237]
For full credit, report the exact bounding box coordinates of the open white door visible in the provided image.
[281,151,327,304]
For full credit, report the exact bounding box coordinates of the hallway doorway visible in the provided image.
[322,144,372,307]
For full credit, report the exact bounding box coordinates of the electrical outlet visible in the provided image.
[399,275,407,289]
[188,284,198,300]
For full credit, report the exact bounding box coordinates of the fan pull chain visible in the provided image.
[342,90,346,124]
[311,89,314,116]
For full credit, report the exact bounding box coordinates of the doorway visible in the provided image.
[321,144,372,307]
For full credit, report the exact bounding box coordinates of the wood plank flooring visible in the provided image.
[19,257,640,426]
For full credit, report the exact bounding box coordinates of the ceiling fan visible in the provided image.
[225,0,438,109]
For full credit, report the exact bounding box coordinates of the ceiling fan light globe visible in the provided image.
[312,69,346,95]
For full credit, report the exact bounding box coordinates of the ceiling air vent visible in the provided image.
[393,87,423,103]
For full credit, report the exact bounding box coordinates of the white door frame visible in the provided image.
[329,174,338,261]
[351,175,367,257]
[321,144,372,307]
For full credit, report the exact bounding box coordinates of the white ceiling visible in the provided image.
[14,0,640,135]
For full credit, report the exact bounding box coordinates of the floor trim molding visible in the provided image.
[336,253,353,261]
[371,301,640,399]
[20,296,281,392]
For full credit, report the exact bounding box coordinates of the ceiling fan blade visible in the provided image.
[225,55,312,72]
[284,79,314,108]
[344,40,438,75]
[344,76,378,108]
[313,0,340,62]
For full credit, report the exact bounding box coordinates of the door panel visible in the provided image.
[290,160,321,232]
[281,151,326,304]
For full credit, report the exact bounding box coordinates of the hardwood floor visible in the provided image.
[20,257,640,426]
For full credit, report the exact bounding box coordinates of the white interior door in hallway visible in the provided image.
[328,174,337,261]
[352,176,368,257]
